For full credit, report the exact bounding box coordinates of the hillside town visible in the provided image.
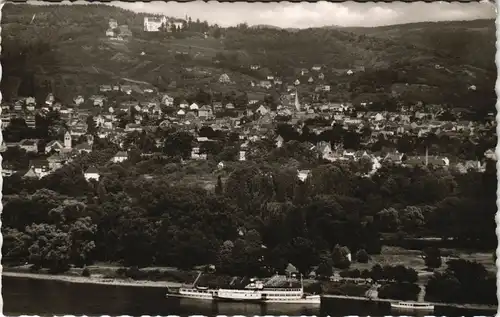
[2,4,497,316]
[1,72,496,181]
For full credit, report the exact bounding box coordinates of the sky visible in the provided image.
[29,0,496,28]
[109,1,496,28]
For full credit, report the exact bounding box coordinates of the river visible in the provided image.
[2,276,495,316]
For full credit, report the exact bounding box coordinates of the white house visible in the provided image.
[191,147,207,160]
[45,93,55,106]
[73,95,84,106]
[297,169,311,182]
[275,135,284,148]
[19,139,39,153]
[162,94,174,106]
[74,142,93,154]
[45,140,64,154]
[25,97,36,106]
[144,16,167,32]
[239,150,246,161]
[256,105,270,116]
[84,166,100,182]
[109,19,118,29]
[111,151,128,163]
[219,73,231,84]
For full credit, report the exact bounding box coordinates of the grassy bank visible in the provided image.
[2,271,182,288]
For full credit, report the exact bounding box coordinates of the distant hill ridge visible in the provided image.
[1,3,496,113]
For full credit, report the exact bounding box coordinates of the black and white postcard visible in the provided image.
[1,1,498,316]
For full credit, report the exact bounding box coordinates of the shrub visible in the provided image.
[356,249,370,263]
[332,244,351,269]
[361,269,371,279]
[340,269,361,278]
[423,247,442,269]
[378,283,420,301]
[82,267,91,277]
[116,267,127,277]
[316,261,333,278]
[322,281,371,296]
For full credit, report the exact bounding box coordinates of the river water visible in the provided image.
[2,276,495,316]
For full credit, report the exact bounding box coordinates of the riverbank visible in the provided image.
[3,269,497,313]
[2,271,182,288]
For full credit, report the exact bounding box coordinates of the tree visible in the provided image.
[400,205,425,233]
[332,244,351,269]
[316,261,333,279]
[216,240,234,273]
[376,207,400,232]
[118,211,159,267]
[288,237,319,274]
[224,165,275,213]
[68,216,97,267]
[3,228,30,263]
[209,172,221,193]
[425,272,462,303]
[163,131,194,159]
[355,249,370,263]
[422,247,442,269]
[230,230,264,276]
[25,223,72,273]
[370,264,384,281]
[86,116,98,135]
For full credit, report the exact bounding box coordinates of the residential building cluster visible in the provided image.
[1,63,495,184]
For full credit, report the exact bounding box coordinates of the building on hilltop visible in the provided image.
[106,28,115,37]
[109,19,118,29]
[144,16,185,32]
[144,16,167,32]
[219,73,231,84]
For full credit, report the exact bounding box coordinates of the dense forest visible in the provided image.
[3,133,496,271]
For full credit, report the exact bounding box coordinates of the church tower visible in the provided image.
[64,131,72,149]
[294,90,301,112]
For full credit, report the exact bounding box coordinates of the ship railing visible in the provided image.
[262,287,303,291]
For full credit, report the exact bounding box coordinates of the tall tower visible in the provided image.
[294,90,301,112]
[64,131,72,149]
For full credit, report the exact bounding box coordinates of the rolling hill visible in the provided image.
[1,3,496,112]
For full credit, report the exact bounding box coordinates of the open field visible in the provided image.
[349,246,496,276]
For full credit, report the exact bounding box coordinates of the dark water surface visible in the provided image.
[2,276,495,316]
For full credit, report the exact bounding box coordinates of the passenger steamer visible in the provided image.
[390,301,435,313]
[215,277,321,304]
[166,273,321,305]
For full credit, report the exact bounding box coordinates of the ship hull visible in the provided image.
[263,295,321,304]
[167,293,321,305]
[390,303,434,313]
[166,287,216,301]
[166,293,214,300]
[213,296,263,303]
